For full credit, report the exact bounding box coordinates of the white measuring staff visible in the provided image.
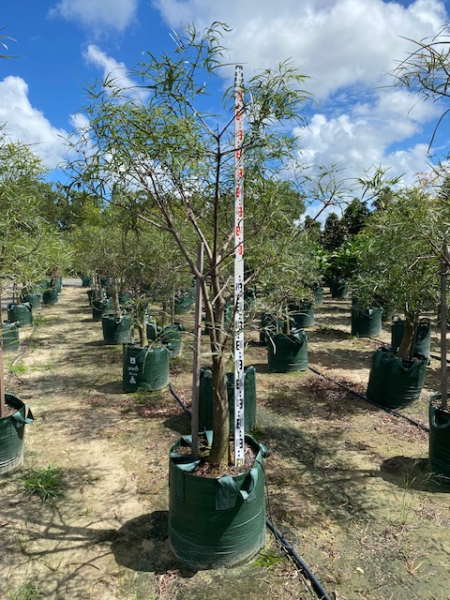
[234,65,245,467]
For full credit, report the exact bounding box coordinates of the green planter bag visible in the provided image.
[0,394,34,475]
[92,299,107,322]
[123,344,169,392]
[102,314,133,345]
[267,329,308,372]
[391,317,431,358]
[162,324,184,358]
[351,306,383,337]
[1,322,19,353]
[81,274,92,287]
[366,347,428,409]
[147,320,163,341]
[168,433,268,568]
[20,292,42,310]
[289,301,315,328]
[174,292,193,315]
[330,278,348,299]
[7,303,33,327]
[259,312,284,346]
[429,393,450,479]
[313,285,323,306]
[42,288,60,305]
[199,366,257,432]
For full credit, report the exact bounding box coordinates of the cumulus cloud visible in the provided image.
[0,76,71,169]
[49,0,138,34]
[153,0,448,185]
[83,45,149,102]
[154,0,447,99]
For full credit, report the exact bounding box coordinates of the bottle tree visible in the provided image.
[67,23,347,466]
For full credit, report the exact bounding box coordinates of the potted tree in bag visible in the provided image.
[69,23,349,567]
[0,136,68,473]
[352,186,438,409]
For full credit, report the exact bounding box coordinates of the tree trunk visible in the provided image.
[208,354,230,466]
[112,279,121,318]
[205,295,230,466]
[397,316,417,360]
[136,298,148,348]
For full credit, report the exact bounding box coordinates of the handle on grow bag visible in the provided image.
[12,404,34,426]
[216,467,258,509]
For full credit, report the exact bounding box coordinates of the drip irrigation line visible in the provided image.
[168,383,331,600]
[168,383,193,419]
[308,365,430,433]
[265,519,332,600]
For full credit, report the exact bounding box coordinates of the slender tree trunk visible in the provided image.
[397,316,417,360]
[112,279,121,318]
[209,353,230,466]
[205,287,230,466]
[136,297,148,347]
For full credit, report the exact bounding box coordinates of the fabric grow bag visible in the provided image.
[313,285,323,306]
[366,347,428,409]
[147,320,163,341]
[199,366,257,432]
[268,329,308,373]
[174,292,194,315]
[123,344,169,392]
[7,303,33,327]
[0,394,34,475]
[162,324,184,358]
[101,314,133,345]
[92,299,107,322]
[259,312,284,346]
[351,306,383,337]
[330,279,348,299]
[1,322,20,353]
[42,288,60,305]
[289,301,315,328]
[391,317,431,358]
[429,393,450,479]
[20,292,42,310]
[168,433,267,568]
[81,274,92,287]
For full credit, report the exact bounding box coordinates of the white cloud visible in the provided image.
[154,0,448,99]
[152,0,449,185]
[83,45,149,102]
[49,0,138,34]
[0,76,71,169]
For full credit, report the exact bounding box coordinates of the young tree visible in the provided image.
[0,136,68,416]
[351,185,443,358]
[391,25,450,154]
[68,23,336,466]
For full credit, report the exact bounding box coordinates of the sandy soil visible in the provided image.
[0,283,449,600]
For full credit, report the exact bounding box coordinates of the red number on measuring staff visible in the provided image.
[237,245,243,256]
[238,206,243,218]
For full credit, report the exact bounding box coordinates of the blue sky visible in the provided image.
[1,0,450,218]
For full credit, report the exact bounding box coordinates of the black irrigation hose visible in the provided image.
[168,383,193,419]
[168,383,331,600]
[265,519,332,600]
[308,365,430,433]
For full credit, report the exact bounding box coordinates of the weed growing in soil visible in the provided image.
[21,465,64,502]
[7,582,44,600]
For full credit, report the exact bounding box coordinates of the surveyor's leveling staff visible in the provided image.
[234,65,245,467]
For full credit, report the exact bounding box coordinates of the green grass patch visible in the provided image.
[21,465,64,503]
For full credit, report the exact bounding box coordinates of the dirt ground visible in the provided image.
[1,282,449,600]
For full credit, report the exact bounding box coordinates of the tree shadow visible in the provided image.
[111,511,196,576]
[380,456,450,493]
